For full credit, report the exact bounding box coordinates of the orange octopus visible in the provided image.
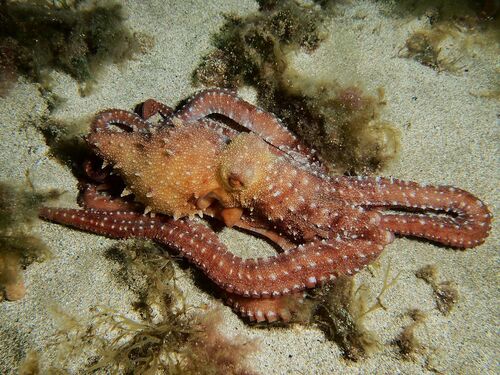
[40,89,492,322]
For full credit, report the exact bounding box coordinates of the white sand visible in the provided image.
[0,1,498,373]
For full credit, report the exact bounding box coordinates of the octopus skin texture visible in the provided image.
[39,89,492,323]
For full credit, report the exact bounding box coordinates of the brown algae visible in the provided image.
[0,0,152,97]
[193,0,400,174]
[42,239,258,374]
[0,181,60,301]
[306,264,399,361]
[394,309,427,360]
[416,264,459,315]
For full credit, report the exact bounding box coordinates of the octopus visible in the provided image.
[39,89,491,323]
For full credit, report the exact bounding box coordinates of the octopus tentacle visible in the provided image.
[91,109,153,133]
[197,118,239,140]
[232,217,297,251]
[203,205,297,251]
[43,194,303,323]
[82,158,111,183]
[175,88,317,161]
[81,178,295,252]
[334,176,492,248]
[78,183,140,212]
[39,207,385,298]
[138,98,174,120]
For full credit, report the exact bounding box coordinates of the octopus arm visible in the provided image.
[40,200,303,323]
[175,88,317,161]
[78,183,141,212]
[138,98,174,120]
[39,207,385,298]
[335,176,492,248]
[91,109,153,133]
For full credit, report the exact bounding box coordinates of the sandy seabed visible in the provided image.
[0,1,498,374]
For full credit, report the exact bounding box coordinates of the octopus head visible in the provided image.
[87,123,224,218]
[219,133,276,204]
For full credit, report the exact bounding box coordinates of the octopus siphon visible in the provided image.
[40,89,492,322]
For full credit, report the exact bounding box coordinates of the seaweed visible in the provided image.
[306,265,399,361]
[0,180,60,301]
[193,2,326,88]
[193,0,400,174]
[44,239,258,374]
[0,0,153,97]
[400,29,463,73]
[416,264,459,315]
[104,239,181,320]
[47,306,257,374]
[267,80,401,174]
[393,308,451,373]
[387,0,498,22]
[18,351,41,375]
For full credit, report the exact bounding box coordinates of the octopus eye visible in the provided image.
[219,133,273,194]
[226,169,255,191]
[228,174,244,190]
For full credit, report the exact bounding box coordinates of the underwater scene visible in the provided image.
[0,0,498,373]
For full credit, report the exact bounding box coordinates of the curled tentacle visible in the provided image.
[39,207,387,298]
[334,176,492,248]
[82,158,111,183]
[138,98,174,120]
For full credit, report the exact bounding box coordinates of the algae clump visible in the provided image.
[0,180,60,301]
[0,0,152,97]
[416,264,459,315]
[300,264,399,361]
[394,309,427,360]
[394,0,499,74]
[193,0,401,173]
